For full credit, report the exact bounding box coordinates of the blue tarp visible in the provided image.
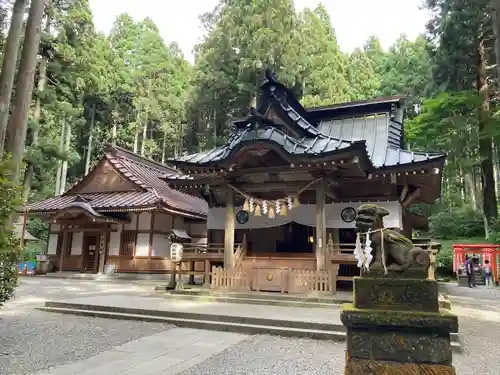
[19,261,36,272]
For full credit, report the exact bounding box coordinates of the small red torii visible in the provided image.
[452,244,500,281]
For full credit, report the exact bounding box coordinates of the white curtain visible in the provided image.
[208,201,402,230]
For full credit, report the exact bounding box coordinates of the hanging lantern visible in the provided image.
[268,206,275,219]
[243,198,250,211]
[287,197,293,210]
[255,204,262,216]
[281,204,287,216]
[293,196,300,208]
[249,198,254,213]
[262,200,268,215]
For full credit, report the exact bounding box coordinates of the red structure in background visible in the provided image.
[452,244,500,281]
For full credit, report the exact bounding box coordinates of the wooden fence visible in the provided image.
[211,266,250,290]
[288,269,334,293]
[210,266,334,294]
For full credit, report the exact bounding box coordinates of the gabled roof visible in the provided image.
[170,71,445,171]
[26,146,207,219]
[171,117,360,166]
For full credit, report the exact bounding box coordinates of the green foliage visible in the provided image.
[429,205,485,240]
[0,158,23,306]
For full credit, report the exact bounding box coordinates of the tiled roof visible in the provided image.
[27,191,158,212]
[306,96,403,113]
[317,116,444,168]
[173,123,356,165]
[27,146,208,218]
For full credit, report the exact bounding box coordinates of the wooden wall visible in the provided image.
[46,210,208,274]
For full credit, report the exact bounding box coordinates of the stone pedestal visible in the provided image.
[342,277,458,375]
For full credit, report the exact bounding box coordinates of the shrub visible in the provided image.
[429,205,484,240]
[0,158,23,307]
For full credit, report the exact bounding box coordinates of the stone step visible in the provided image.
[42,301,344,332]
[159,292,341,309]
[155,288,352,305]
[36,306,346,341]
[37,301,461,352]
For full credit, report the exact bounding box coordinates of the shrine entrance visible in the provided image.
[82,233,100,273]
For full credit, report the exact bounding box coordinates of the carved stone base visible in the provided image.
[354,277,439,312]
[344,357,456,375]
[341,277,458,374]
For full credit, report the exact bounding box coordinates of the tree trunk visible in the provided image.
[133,112,140,153]
[0,0,27,155]
[4,0,46,182]
[0,0,28,156]
[111,108,118,146]
[477,37,498,227]
[22,55,48,202]
[140,78,153,157]
[60,121,71,194]
[84,101,96,175]
[54,122,65,196]
[492,0,500,91]
[161,132,167,164]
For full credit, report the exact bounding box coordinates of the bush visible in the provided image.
[0,158,23,307]
[429,205,484,240]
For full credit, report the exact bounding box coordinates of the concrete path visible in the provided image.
[29,328,249,375]
[45,294,343,325]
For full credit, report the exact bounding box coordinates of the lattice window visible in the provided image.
[119,230,136,256]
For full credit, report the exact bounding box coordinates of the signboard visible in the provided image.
[170,242,184,262]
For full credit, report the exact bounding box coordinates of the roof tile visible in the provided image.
[27,147,208,217]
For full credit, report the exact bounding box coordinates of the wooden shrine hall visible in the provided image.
[25,146,210,275]
[163,70,446,293]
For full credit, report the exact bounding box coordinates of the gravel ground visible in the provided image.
[2,278,498,375]
[0,278,171,375]
[180,316,500,375]
[0,310,173,375]
[180,335,346,375]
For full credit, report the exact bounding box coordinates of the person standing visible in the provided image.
[484,259,493,288]
[465,255,476,288]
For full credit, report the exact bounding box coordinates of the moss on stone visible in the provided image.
[345,358,456,375]
[341,303,458,332]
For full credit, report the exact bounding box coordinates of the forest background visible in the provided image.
[0,0,499,281]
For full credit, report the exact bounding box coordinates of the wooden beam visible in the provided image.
[402,188,421,209]
[232,181,313,193]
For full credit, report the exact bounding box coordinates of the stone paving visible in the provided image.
[28,328,248,375]
[45,294,342,325]
[2,277,500,375]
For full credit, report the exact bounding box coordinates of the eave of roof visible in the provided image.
[27,146,208,218]
[306,96,404,113]
[170,124,359,167]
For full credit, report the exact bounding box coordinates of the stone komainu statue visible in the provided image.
[355,204,430,278]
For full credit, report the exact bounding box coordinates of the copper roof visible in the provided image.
[27,147,208,219]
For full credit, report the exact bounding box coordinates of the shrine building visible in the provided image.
[25,146,208,274]
[162,70,445,291]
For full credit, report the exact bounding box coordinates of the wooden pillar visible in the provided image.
[203,260,211,286]
[148,211,155,257]
[188,261,195,284]
[315,182,327,270]
[224,188,235,269]
[98,225,108,274]
[58,224,69,272]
